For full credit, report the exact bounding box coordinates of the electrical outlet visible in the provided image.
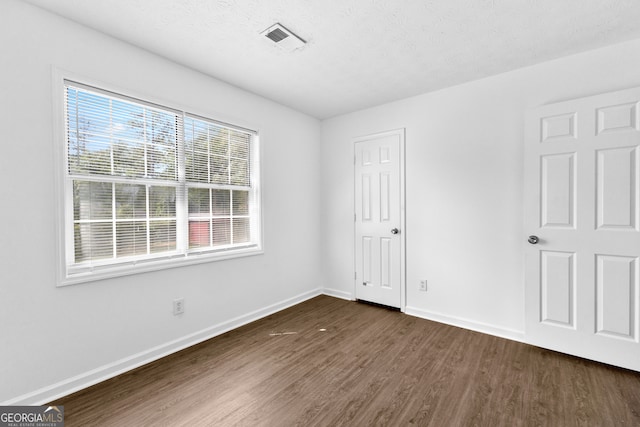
[173,298,185,315]
[419,280,427,292]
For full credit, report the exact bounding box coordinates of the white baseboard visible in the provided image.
[3,288,323,406]
[404,306,525,343]
[322,288,353,301]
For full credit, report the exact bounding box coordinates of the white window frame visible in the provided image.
[52,70,263,286]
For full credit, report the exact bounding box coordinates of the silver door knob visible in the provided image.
[528,235,539,244]
[391,228,399,235]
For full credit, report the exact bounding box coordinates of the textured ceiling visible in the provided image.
[20,0,640,119]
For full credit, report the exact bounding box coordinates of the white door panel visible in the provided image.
[596,146,638,230]
[354,130,404,308]
[525,87,640,371]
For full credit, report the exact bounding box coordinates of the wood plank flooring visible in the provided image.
[51,295,640,426]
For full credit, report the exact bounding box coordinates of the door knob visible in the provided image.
[528,235,539,244]
[391,228,399,235]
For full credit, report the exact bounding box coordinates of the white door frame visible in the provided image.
[353,128,406,311]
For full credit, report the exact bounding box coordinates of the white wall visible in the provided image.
[0,0,321,404]
[321,38,640,338]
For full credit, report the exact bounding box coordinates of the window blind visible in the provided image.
[184,116,252,250]
[63,81,260,277]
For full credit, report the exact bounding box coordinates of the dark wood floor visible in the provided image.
[52,295,640,426]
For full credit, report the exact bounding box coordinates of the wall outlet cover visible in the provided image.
[173,298,185,315]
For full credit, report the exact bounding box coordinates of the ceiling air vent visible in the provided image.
[260,23,306,52]
[266,27,289,43]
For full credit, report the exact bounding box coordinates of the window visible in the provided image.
[60,80,261,284]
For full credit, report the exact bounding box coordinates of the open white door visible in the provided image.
[354,129,405,309]
[524,87,640,371]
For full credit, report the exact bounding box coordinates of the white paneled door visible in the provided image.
[525,87,640,371]
[354,130,405,309]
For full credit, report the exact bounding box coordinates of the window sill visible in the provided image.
[58,245,263,287]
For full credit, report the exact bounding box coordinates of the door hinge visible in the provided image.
[354,213,356,221]
[354,272,357,279]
